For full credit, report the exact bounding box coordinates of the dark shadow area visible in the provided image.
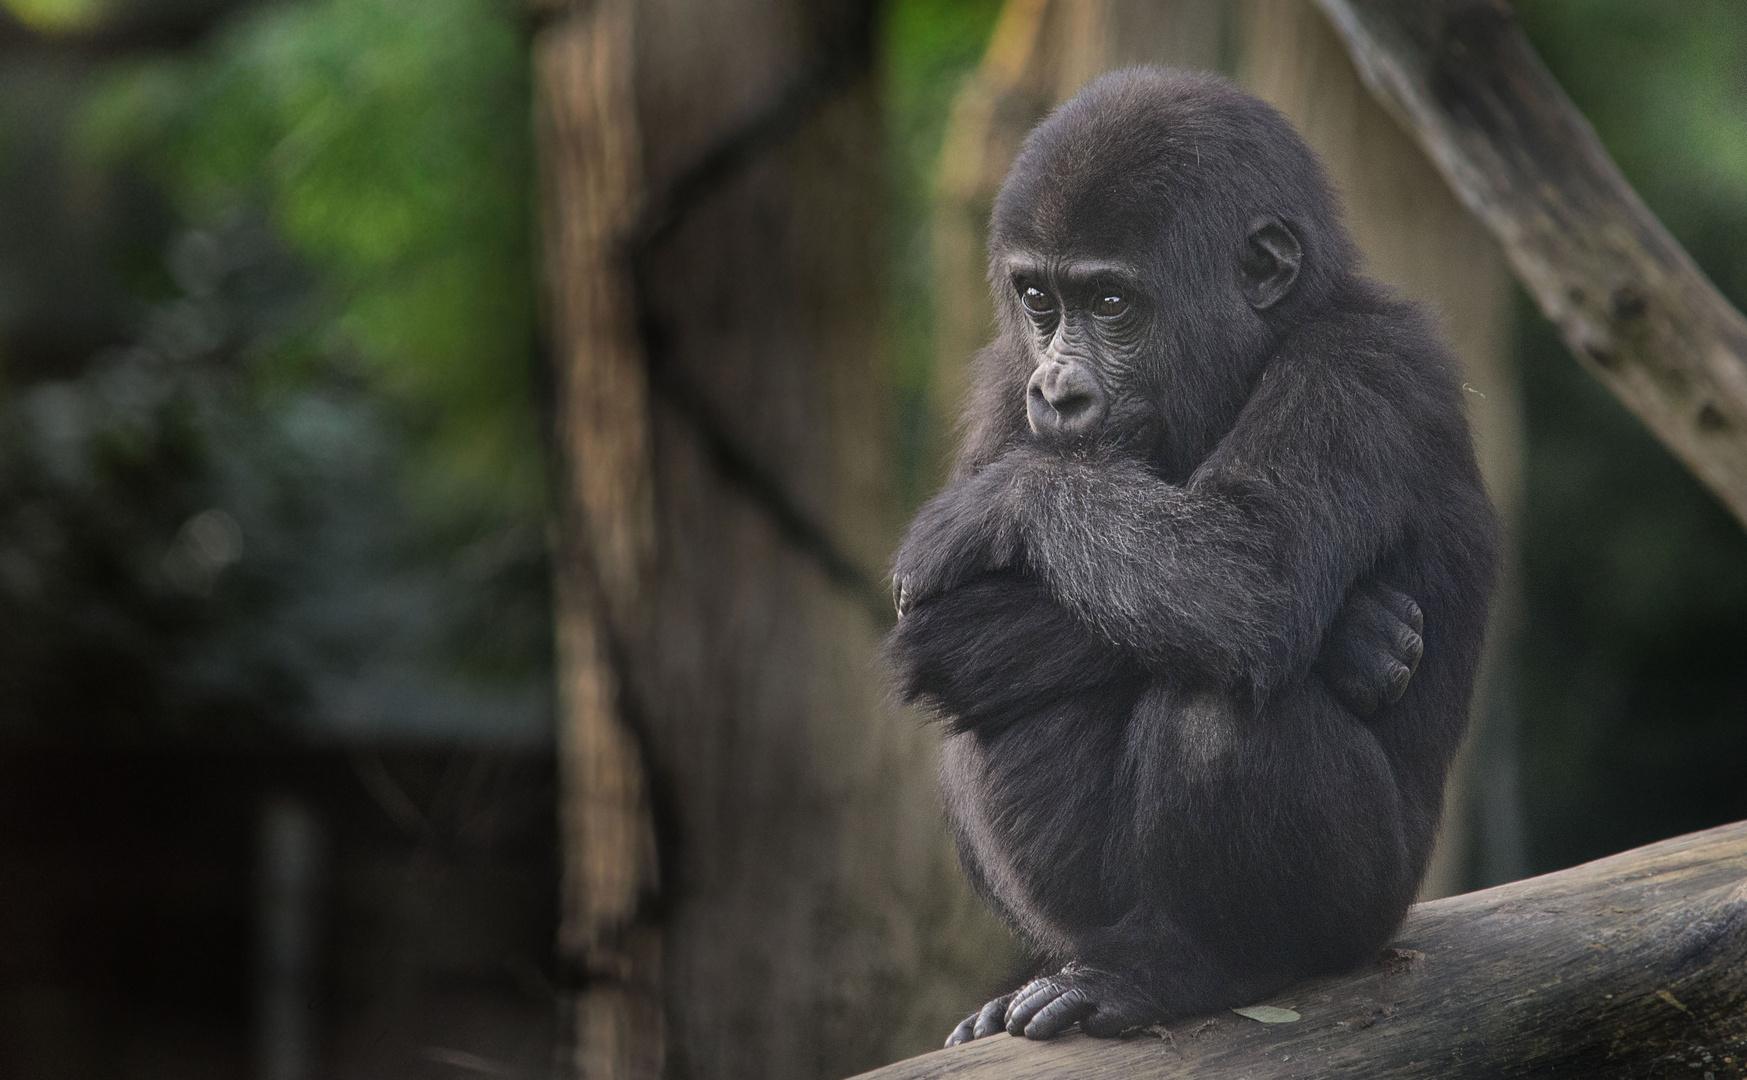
[0,745,556,1079]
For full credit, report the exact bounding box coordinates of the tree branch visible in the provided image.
[849,820,1747,1078]
[1301,0,1747,530]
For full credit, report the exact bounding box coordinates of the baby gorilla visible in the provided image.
[887,68,1497,1043]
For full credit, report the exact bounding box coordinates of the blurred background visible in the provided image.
[0,0,1741,1077]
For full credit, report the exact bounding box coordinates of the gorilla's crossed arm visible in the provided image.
[894,569,1420,732]
[887,69,1496,1047]
[892,441,1425,716]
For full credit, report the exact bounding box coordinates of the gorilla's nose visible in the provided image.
[1027,361,1105,436]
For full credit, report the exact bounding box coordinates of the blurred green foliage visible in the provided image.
[1510,1,1747,870]
[0,0,549,741]
[882,0,1002,504]
[80,0,541,522]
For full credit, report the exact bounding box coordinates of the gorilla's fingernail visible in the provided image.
[1402,631,1423,663]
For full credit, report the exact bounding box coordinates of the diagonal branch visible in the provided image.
[1311,0,1747,530]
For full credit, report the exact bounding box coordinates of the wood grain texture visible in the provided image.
[533,1,664,1076]
[849,820,1747,1078]
[1312,0,1747,530]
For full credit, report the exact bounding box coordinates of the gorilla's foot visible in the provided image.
[1002,964,1157,1039]
[945,992,1016,1047]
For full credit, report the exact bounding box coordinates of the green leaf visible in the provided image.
[1232,1005,1301,1024]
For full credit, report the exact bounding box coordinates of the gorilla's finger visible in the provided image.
[1383,659,1414,704]
[1355,586,1423,678]
[1003,979,1062,1035]
[1078,1001,1148,1038]
[1077,1008,1127,1038]
[1398,628,1424,667]
[1371,582,1423,634]
[945,1012,979,1047]
[1022,986,1092,1039]
[972,995,1009,1040]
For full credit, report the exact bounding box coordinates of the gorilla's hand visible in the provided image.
[1316,580,1424,717]
[891,470,1020,615]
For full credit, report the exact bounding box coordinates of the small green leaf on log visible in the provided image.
[1232,1005,1301,1024]
[1657,990,1689,1013]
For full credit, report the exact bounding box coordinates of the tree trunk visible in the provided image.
[850,820,1747,1079]
[1313,0,1747,533]
[536,0,1013,1076]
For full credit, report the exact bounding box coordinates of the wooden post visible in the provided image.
[537,0,1015,1075]
[533,1,663,1077]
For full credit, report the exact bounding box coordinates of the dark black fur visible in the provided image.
[886,69,1497,1043]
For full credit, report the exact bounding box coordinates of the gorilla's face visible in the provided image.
[1006,255,1146,440]
[1003,215,1301,449]
[987,71,1337,473]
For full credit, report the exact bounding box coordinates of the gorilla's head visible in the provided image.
[988,68,1359,471]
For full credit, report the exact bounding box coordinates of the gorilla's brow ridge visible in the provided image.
[1005,256,1142,290]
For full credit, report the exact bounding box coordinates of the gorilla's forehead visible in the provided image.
[993,119,1185,257]
[991,67,1319,259]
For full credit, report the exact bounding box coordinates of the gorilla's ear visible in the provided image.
[1239,217,1302,310]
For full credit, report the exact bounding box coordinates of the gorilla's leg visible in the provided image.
[1003,682,1416,1041]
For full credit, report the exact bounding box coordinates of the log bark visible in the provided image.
[1310,0,1747,531]
[849,820,1747,1079]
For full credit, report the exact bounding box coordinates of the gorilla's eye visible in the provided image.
[1094,293,1128,317]
[1021,286,1055,316]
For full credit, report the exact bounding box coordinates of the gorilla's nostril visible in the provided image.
[1048,391,1091,417]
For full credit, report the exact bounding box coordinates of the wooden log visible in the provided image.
[848,820,1747,1078]
[1307,0,1747,531]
